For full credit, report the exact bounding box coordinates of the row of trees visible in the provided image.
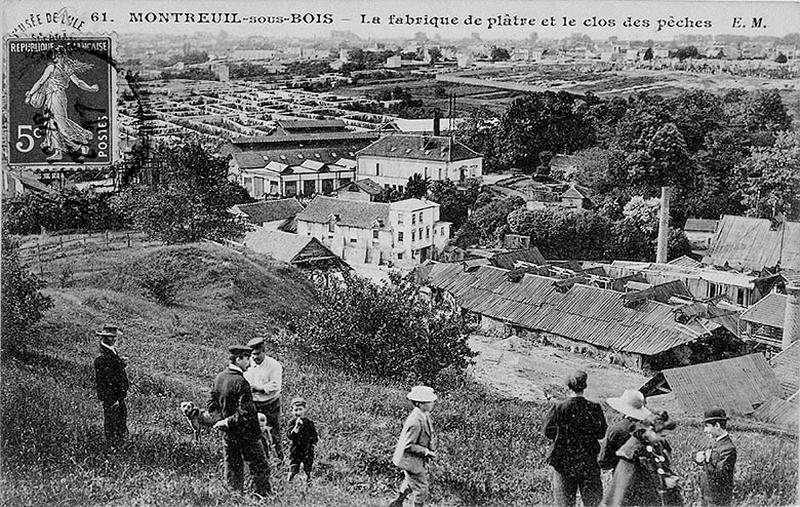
[457,88,797,222]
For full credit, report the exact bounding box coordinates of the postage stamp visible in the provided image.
[5,36,116,166]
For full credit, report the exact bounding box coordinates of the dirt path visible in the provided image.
[467,334,679,413]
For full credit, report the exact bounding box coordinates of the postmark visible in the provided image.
[5,36,117,167]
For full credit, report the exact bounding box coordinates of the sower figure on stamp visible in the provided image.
[694,409,737,506]
[93,324,129,444]
[389,386,438,507]
[243,337,284,463]
[543,370,608,507]
[24,45,99,161]
[286,397,318,485]
[208,345,272,497]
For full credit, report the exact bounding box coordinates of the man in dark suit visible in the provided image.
[208,345,272,497]
[695,408,737,506]
[93,325,129,444]
[544,370,608,507]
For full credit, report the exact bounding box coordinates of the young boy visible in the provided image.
[286,397,318,484]
[694,408,737,506]
[389,385,438,507]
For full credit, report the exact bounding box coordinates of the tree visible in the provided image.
[429,178,479,231]
[672,46,700,60]
[404,174,430,199]
[775,53,788,64]
[1,232,53,353]
[456,196,524,247]
[742,90,792,133]
[643,48,654,61]
[113,137,250,243]
[456,107,501,172]
[293,273,474,382]
[507,207,613,260]
[490,47,511,62]
[739,131,800,220]
[427,47,442,64]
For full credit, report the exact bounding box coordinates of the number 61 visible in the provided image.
[15,125,42,153]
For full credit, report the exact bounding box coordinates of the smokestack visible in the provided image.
[433,109,441,137]
[656,186,671,263]
[782,283,800,350]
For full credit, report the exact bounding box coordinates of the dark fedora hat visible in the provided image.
[703,408,728,424]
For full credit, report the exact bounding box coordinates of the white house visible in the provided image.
[295,195,450,268]
[356,134,482,193]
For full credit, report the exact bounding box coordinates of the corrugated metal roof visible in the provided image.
[429,265,717,356]
[233,198,303,225]
[357,134,481,162]
[667,255,703,268]
[622,280,693,304]
[684,218,719,233]
[770,340,800,397]
[751,397,799,431]
[648,354,783,415]
[490,248,547,270]
[703,215,800,271]
[741,292,787,328]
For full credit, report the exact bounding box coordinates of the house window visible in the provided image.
[399,185,404,194]
[418,228,423,239]
[398,213,404,225]
[737,288,747,306]
[376,163,380,176]
[412,214,416,225]
[350,238,357,243]
[412,231,416,242]
[438,168,442,179]
[328,222,335,233]
[373,230,379,239]
[398,231,404,242]
[424,167,428,178]
[397,252,404,260]
[426,226,430,239]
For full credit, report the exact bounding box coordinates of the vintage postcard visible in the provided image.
[1,1,798,506]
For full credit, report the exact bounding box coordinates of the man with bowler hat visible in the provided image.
[243,336,284,462]
[543,370,608,507]
[93,324,129,444]
[208,344,272,496]
[695,408,737,506]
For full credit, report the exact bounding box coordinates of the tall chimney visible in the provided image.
[782,283,800,350]
[656,186,671,263]
[433,108,441,137]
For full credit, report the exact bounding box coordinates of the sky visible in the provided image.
[3,0,799,41]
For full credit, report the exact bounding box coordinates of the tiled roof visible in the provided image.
[233,198,303,225]
[428,265,718,356]
[703,215,800,271]
[232,149,358,171]
[337,178,383,195]
[242,229,316,263]
[296,196,390,229]
[560,185,588,199]
[357,134,482,162]
[740,292,786,328]
[641,353,783,415]
[231,131,379,146]
[770,340,800,396]
[276,119,347,131]
[684,218,719,233]
[490,248,547,270]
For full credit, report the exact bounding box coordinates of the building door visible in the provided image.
[322,179,334,194]
[304,180,316,196]
[285,181,297,196]
[254,177,265,197]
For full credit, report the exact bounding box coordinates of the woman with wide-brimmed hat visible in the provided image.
[388,386,438,507]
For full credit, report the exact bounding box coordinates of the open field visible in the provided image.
[1,242,797,506]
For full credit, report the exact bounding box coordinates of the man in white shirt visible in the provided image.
[244,337,284,462]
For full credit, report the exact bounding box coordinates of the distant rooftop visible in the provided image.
[357,134,482,162]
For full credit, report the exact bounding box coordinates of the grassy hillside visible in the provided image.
[1,243,797,506]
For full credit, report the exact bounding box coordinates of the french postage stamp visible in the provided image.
[5,36,116,166]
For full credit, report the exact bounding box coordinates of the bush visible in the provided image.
[293,272,475,382]
[1,234,53,353]
[139,265,178,306]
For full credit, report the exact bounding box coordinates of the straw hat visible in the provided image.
[407,385,438,403]
[607,389,653,421]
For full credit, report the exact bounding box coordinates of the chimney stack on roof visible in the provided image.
[656,186,671,263]
[782,283,800,350]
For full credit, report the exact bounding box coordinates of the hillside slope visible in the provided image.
[1,242,797,506]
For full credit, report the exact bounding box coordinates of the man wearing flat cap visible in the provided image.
[695,408,737,506]
[208,344,272,496]
[93,324,129,444]
[243,336,284,462]
[543,370,607,507]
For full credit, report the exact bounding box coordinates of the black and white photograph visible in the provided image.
[1,0,798,505]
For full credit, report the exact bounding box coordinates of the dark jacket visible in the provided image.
[94,345,129,402]
[287,417,318,453]
[544,396,608,476]
[602,436,680,507]
[207,366,261,442]
[700,435,737,506]
[599,417,636,471]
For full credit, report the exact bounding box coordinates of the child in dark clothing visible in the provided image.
[287,397,318,484]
